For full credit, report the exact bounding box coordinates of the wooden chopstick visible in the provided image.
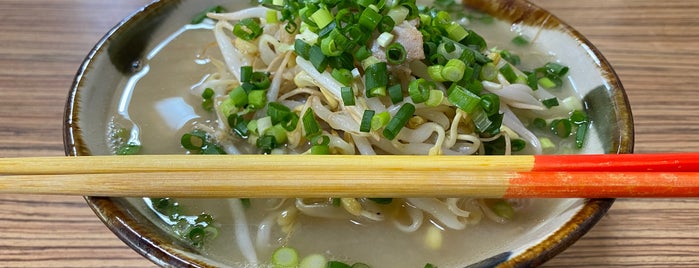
[1,153,698,198]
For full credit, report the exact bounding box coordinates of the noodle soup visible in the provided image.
[95,0,614,267]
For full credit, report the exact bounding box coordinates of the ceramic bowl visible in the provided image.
[64,0,634,267]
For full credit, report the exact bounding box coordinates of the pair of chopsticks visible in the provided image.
[1,153,698,198]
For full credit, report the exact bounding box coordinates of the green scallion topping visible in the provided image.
[511,35,530,46]
[233,18,264,41]
[360,110,375,132]
[383,103,415,140]
[387,84,404,104]
[332,68,353,86]
[551,119,572,138]
[371,111,391,130]
[341,86,355,106]
[201,88,215,111]
[365,62,388,97]
[576,122,588,148]
[542,97,560,108]
[247,90,267,110]
[386,43,407,65]
[302,108,322,139]
[499,64,518,83]
[447,84,481,113]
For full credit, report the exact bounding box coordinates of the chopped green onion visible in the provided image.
[250,71,271,90]
[522,72,536,89]
[233,18,264,41]
[360,110,375,132]
[266,10,279,23]
[442,58,466,82]
[329,52,354,70]
[311,7,333,29]
[365,62,388,97]
[425,90,444,107]
[247,90,267,110]
[383,103,415,140]
[201,88,214,111]
[309,45,328,72]
[302,108,322,138]
[446,23,468,42]
[511,35,530,46]
[499,50,520,65]
[267,102,292,124]
[116,144,141,155]
[228,114,250,137]
[331,197,341,207]
[542,97,560,108]
[310,135,330,154]
[378,15,396,33]
[570,110,588,125]
[229,86,248,107]
[479,62,498,81]
[479,93,500,116]
[256,134,278,154]
[359,7,382,31]
[551,119,573,138]
[461,29,487,51]
[354,46,372,61]
[240,198,252,208]
[191,5,226,24]
[484,199,514,220]
[511,139,526,152]
[377,32,394,47]
[371,111,391,130]
[499,64,517,83]
[387,6,409,24]
[271,247,299,268]
[545,62,569,76]
[427,65,446,82]
[576,122,588,148]
[341,86,355,106]
[533,118,547,130]
[295,39,312,59]
[282,113,299,131]
[386,43,407,65]
[299,254,327,268]
[447,84,481,113]
[247,120,259,135]
[538,76,557,89]
[181,130,207,150]
[388,84,404,104]
[408,78,432,103]
[321,29,349,56]
[240,66,253,83]
[332,68,353,85]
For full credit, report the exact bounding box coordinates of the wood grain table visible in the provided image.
[1,0,698,267]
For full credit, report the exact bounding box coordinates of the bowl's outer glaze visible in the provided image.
[64,0,634,267]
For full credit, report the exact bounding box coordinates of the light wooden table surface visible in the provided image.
[1,0,698,267]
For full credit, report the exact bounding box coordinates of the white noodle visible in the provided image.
[207,6,271,21]
[407,198,467,230]
[392,204,424,233]
[228,198,258,264]
[501,103,543,154]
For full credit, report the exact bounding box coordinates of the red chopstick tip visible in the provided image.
[505,171,699,198]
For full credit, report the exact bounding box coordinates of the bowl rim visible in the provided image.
[63,0,635,267]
